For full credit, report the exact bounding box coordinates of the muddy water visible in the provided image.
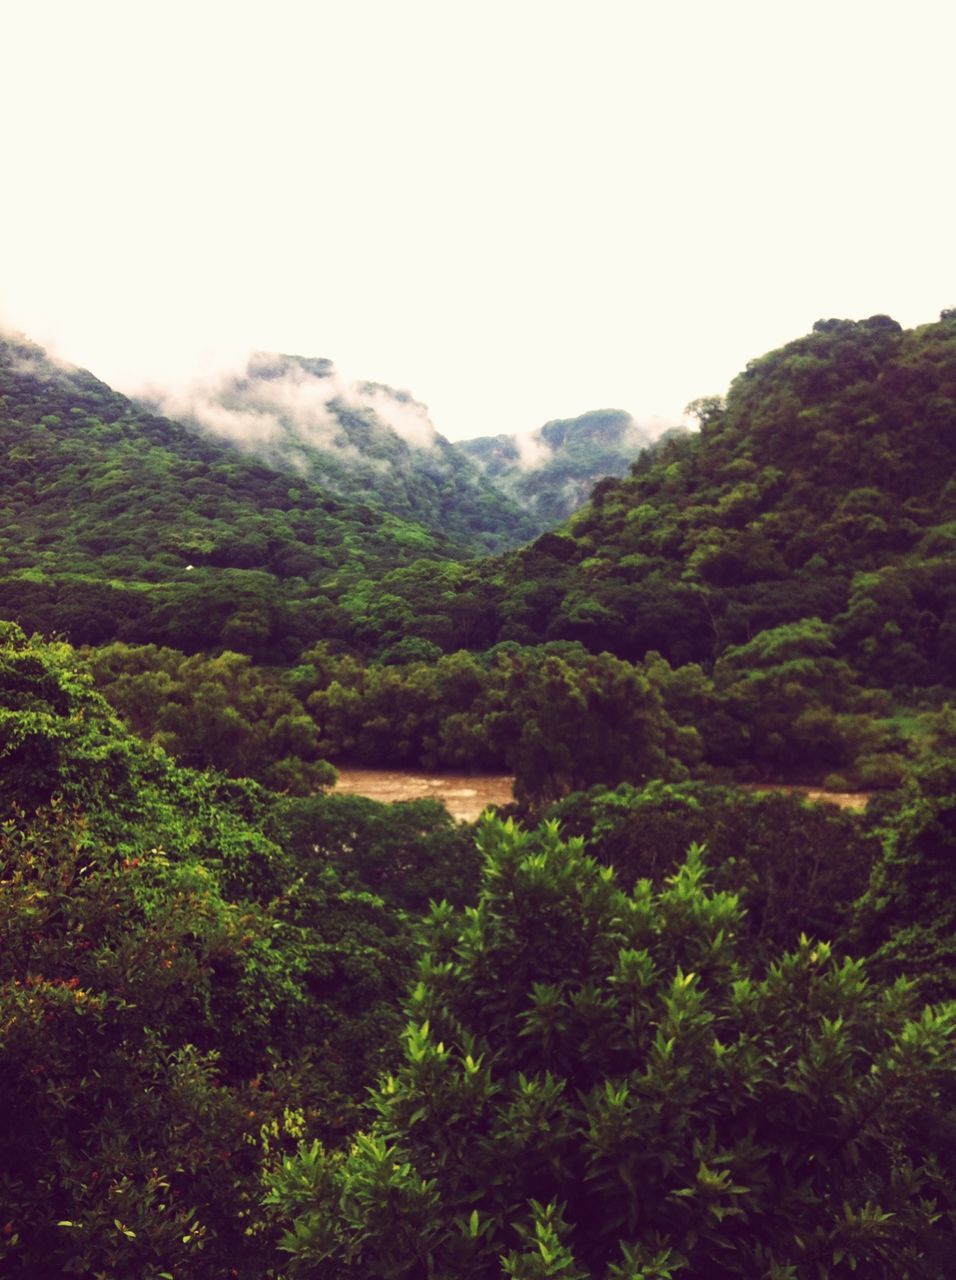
[739,783,870,811]
[332,769,870,822]
[333,767,515,822]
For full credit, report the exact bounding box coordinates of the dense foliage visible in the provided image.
[4,316,956,797]
[336,316,956,685]
[0,624,465,1275]
[3,311,956,1276]
[546,781,880,961]
[0,334,467,660]
[476,315,956,682]
[84,642,336,794]
[268,820,956,1279]
[83,639,697,806]
[153,351,539,552]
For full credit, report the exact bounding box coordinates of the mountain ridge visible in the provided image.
[143,354,673,541]
[457,408,684,530]
[142,351,541,552]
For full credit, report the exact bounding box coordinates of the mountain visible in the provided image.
[6,313,956,686]
[0,333,470,659]
[366,313,956,683]
[483,312,956,674]
[144,352,539,552]
[457,408,682,531]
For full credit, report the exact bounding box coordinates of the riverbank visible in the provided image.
[332,769,871,821]
[739,782,870,810]
[333,767,515,822]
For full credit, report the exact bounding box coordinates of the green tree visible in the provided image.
[0,623,417,1275]
[498,648,687,806]
[852,758,956,1000]
[267,818,956,1278]
[546,781,878,962]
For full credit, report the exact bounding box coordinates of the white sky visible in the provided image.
[1,0,953,441]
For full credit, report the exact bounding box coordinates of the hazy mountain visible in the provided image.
[472,313,956,676]
[0,332,472,657]
[457,409,683,531]
[144,352,539,552]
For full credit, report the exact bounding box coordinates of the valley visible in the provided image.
[2,310,955,1278]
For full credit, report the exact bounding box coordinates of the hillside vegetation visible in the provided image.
[145,351,539,551]
[2,314,956,1276]
[469,313,956,676]
[0,335,469,660]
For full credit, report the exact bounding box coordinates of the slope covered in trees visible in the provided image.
[263,313,955,792]
[473,314,956,679]
[0,334,471,658]
[5,315,955,796]
[3,311,956,1276]
[145,351,539,552]
[0,622,479,1275]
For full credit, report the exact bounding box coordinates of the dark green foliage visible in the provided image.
[156,351,540,553]
[1,804,281,1277]
[268,791,482,914]
[0,625,414,1275]
[547,781,879,960]
[852,759,956,1000]
[416,314,956,692]
[85,641,336,794]
[496,646,688,805]
[298,642,691,805]
[267,819,956,1278]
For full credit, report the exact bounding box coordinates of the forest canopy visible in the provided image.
[2,313,956,1276]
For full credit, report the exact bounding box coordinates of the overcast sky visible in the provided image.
[1,0,953,441]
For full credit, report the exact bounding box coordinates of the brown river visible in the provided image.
[333,768,869,823]
[333,768,516,822]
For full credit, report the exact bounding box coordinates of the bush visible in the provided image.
[266,818,956,1279]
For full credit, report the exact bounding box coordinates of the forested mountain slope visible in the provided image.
[144,352,538,551]
[421,314,956,681]
[457,408,680,532]
[293,312,956,791]
[3,315,956,795]
[0,334,472,658]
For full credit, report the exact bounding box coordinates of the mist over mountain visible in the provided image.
[0,330,479,659]
[458,409,684,529]
[143,352,539,552]
[141,355,679,543]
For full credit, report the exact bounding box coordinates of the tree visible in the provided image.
[0,624,416,1274]
[546,781,879,961]
[498,648,685,806]
[853,758,956,1001]
[683,395,725,430]
[266,818,956,1279]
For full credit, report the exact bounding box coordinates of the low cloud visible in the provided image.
[513,431,553,469]
[495,412,678,474]
[161,392,287,446]
[357,384,438,450]
[627,414,676,445]
[147,352,441,461]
